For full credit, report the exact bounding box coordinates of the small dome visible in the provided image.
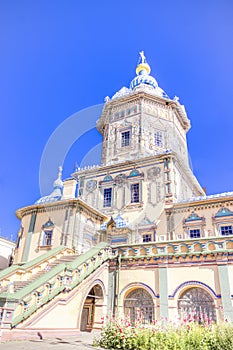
[100,214,127,230]
[35,166,63,204]
[130,51,158,91]
[114,214,127,228]
[53,177,63,189]
[130,74,158,90]
[109,51,170,102]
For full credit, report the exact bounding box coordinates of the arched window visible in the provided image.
[124,288,154,324]
[178,287,216,322]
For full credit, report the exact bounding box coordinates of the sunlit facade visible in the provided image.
[0,53,233,341]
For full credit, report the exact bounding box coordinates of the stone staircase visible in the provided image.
[6,254,79,293]
[47,254,78,269]
[0,243,112,329]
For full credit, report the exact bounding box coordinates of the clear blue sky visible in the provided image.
[1,1,233,240]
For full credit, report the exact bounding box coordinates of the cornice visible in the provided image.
[173,196,233,213]
[111,236,233,265]
[16,198,107,221]
[72,152,174,179]
[97,90,190,133]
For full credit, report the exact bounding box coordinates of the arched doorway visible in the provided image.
[80,284,104,331]
[178,287,216,322]
[124,288,154,324]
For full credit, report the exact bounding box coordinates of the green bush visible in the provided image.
[93,317,233,350]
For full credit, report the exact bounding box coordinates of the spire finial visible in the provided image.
[136,51,151,75]
[139,51,146,64]
[58,166,62,179]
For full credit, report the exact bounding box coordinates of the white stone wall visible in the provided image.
[0,237,15,270]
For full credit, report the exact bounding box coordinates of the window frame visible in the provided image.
[121,130,131,147]
[143,234,152,243]
[130,182,140,203]
[44,230,53,246]
[154,131,163,147]
[189,228,201,239]
[220,225,233,236]
[40,229,53,247]
[103,187,113,208]
[183,212,205,239]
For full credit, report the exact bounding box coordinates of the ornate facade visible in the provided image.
[0,52,233,341]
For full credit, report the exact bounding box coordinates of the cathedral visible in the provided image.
[0,52,233,341]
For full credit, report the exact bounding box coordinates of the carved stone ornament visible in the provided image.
[86,180,97,192]
[115,174,126,187]
[147,167,161,180]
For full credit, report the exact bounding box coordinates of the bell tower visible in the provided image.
[73,52,204,240]
[97,51,191,169]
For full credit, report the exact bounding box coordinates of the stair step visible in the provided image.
[0,254,79,293]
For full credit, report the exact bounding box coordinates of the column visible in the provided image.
[107,270,116,317]
[218,264,233,322]
[159,266,169,319]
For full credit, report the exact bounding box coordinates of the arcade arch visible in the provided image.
[178,287,216,322]
[80,284,104,331]
[124,288,154,324]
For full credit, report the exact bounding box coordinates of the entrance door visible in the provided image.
[80,285,104,331]
[80,308,89,331]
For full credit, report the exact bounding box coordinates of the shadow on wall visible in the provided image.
[0,256,11,270]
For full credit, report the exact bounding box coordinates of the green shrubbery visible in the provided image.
[93,316,233,350]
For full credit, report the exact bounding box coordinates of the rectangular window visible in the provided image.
[131,183,140,203]
[221,225,233,236]
[43,230,53,246]
[154,132,163,147]
[121,130,130,147]
[190,229,201,239]
[103,188,112,207]
[143,234,152,242]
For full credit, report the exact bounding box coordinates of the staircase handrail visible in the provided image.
[0,243,112,328]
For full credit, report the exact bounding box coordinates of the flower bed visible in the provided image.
[93,316,233,350]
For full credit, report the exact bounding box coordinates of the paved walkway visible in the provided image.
[0,332,104,349]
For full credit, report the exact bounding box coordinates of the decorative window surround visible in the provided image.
[213,207,233,237]
[39,219,54,248]
[183,212,205,239]
[121,130,131,147]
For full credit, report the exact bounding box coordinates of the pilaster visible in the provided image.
[218,264,233,321]
[158,266,169,319]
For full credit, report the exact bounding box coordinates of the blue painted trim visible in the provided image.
[111,238,127,244]
[102,175,113,182]
[215,207,233,218]
[43,219,54,229]
[120,282,159,298]
[128,169,140,177]
[185,212,202,222]
[169,281,221,299]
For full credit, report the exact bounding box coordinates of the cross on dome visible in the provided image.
[139,51,146,63]
[111,51,169,99]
